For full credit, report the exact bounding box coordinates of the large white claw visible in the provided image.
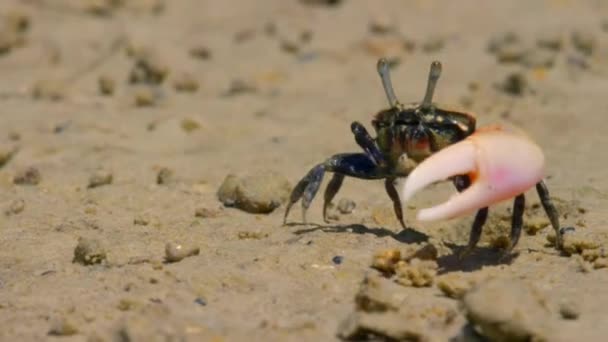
[401,125,545,221]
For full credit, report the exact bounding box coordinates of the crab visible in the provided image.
[283,58,564,255]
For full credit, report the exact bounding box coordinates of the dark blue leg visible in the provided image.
[284,153,383,225]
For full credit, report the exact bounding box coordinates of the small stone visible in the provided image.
[88,169,113,188]
[217,174,239,207]
[194,207,221,218]
[131,86,159,107]
[0,145,18,168]
[559,300,580,320]
[133,214,150,226]
[368,15,395,35]
[13,166,41,185]
[129,50,169,85]
[164,242,199,263]
[189,46,211,60]
[421,35,445,53]
[73,237,107,265]
[31,79,66,101]
[332,255,343,265]
[521,48,556,68]
[571,31,595,56]
[237,230,268,240]
[156,167,173,185]
[173,72,199,92]
[394,258,437,287]
[497,72,527,96]
[180,118,201,133]
[488,31,520,53]
[371,249,401,274]
[337,198,356,214]
[194,297,207,306]
[5,199,25,216]
[48,316,79,336]
[222,79,257,97]
[217,171,291,214]
[493,41,528,64]
[536,31,563,51]
[299,0,342,6]
[98,74,115,96]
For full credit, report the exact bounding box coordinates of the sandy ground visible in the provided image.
[1,0,608,341]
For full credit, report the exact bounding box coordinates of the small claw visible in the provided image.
[401,125,545,221]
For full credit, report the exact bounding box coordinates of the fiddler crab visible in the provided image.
[284,58,565,257]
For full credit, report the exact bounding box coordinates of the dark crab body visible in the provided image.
[284,59,563,255]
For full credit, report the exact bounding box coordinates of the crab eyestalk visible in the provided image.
[420,61,442,111]
[377,58,401,109]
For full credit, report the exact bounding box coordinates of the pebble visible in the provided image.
[131,86,160,107]
[336,198,356,214]
[156,167,173,185]
[559,299,580,320]
[189,46,212,60]
[5,199,25,216]
[31,79,66,101]
[173,72,199,92]
[497,72,528,96]
[98,74,115,96]
[73,237,107,265]
[13,166,41,185]
[217,171,291,214]
[194,297,207,306]
[88,169,113,188]
[48,316,79,336]
[521,48,556,68]
[332,255,343,265]
[180,118,201,133]
[571,30,595,56]
[222,79,257,97]
[128,49,169,85]
[164,242,199,263]
[0,144,17,168]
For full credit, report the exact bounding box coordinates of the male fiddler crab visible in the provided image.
[284,58,565,256]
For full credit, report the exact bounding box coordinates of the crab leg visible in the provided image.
[401,125,545,221]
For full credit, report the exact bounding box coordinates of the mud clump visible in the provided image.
[371,245,439,287]
[339,274,457,341]
[463,278,558,342]
[217,171,291,214]
[437,273,479,299]
[73,237,107,265]
[394,258,438,287]
[164,242,199,263]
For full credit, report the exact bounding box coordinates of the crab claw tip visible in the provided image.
[401,126,545,221]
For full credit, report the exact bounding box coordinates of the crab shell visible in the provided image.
[400,124,545,221]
